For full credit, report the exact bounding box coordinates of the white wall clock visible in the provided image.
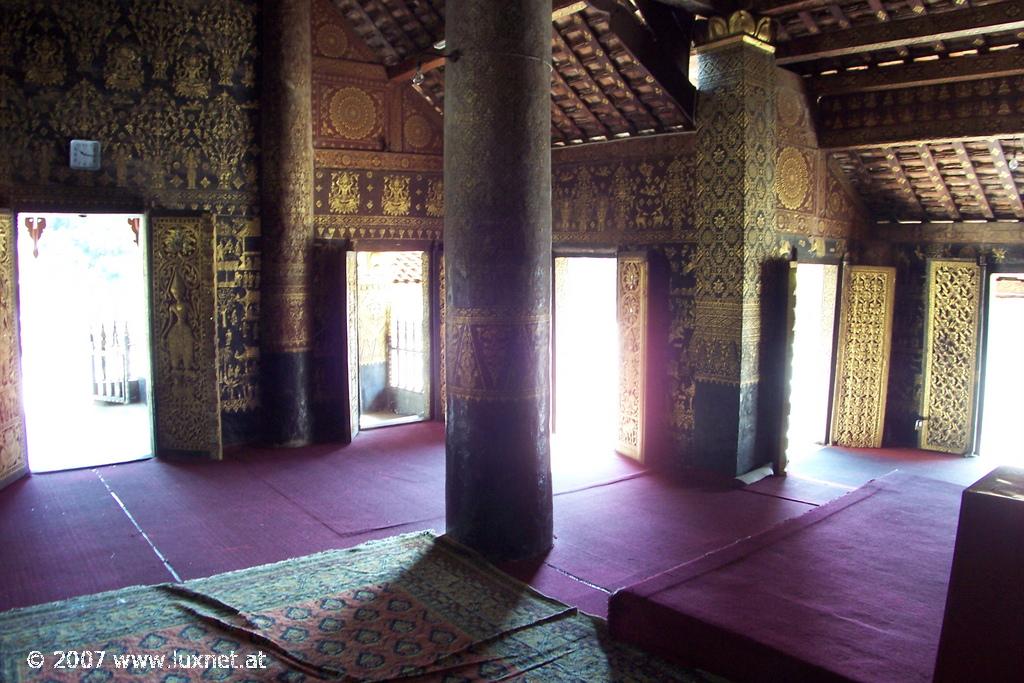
[69,139,101,171]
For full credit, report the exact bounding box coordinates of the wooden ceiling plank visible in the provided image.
[333,0,403,63]
[828,4,851,31]
[363,0,421,56]
[798,10,821,34]
[986,139,1024,218]
[757,0,837,17]
[879,146,928,219]
[866,0,890,23]
[809,50,1024,96]
[386,52,446,82]
[553,22,634,134]
[550,42,613,138]
[952,141,995,219]
[591,0,696,125]
[916,143,962,221]
[843,150,894,216]
[776,0,1024,65]
[387,0,438,45]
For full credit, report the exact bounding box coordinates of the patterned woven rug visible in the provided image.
[0,532,708,681]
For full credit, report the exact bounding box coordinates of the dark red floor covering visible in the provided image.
[743,472,855,506]
[0,469,172,610]
[546,475,815,590]
[786,445,993,489]
[609,472,964,683]
[98,457,354,580]
[0,424,988,626]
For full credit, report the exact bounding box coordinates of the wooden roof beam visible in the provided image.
[590,0,696,127]
[986,140,1024,218]
[387,51,446,82]
[776,0,1024,65]
[951,141,995,219]
[808,49,1024,96]
[756,0,834,17]
[550,55,610,138]
[552,25,633,134]
[916,143,962,221]
[879,147,927,219]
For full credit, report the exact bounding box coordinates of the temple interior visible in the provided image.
[0,1,1022,681]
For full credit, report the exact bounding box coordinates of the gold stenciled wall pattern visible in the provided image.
[774,70,868,255]
[552,135,695,245]
[0,0,262,444]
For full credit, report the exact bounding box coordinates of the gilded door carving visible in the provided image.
[920,259,982,454]
[830,265,896,448]
[150,214,222,458]
[0,211,28,488]
[617,253,648,461]
[346,251,360,439]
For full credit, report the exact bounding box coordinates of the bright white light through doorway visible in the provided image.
[785,263,838,461]
[355,251,430,430]
[553,257,618,457]
[16,213,154,472]
[979,273,1024,465]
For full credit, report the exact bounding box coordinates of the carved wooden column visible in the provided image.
[691,12,778,476]
[260,0,314,446]
[444,0,553,560]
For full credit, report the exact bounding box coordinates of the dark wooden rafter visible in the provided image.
[757,0,834,17]
[907,0,927,16]
[798,10,821,34]
[951,141,995,219]
[776,0,1024,65]
[333,0,403,63]
[877,147,927,218]
[839,150,890,214]
[549,52,610,138]
[986,139,1024,218]
[384,0,437,47]
[916,143,962,220]
[866,0,890,23]
[386,51,445,82]
[828,5,851,31]
[591,0,696,126]
[552,22,634,134]
[550,98,585,141]
[406,0,445,34]
[590,29,665,130]
[808,49,1024,95]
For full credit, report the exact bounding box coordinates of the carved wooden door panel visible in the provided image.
[616,253,648,461]
[0,210,28,489]
[830,265,896,448]
[919,259,983,454]
[346,251,360,439]
[150,214,222,459]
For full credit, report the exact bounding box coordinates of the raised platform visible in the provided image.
[608,472,964,683]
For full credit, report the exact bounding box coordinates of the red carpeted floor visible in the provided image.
[0,421,986,628]
[609,472,964,683]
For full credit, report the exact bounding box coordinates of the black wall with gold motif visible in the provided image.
[0,0,262,446]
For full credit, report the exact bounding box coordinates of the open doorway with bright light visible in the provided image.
[553,256,618,462]
[16,212,154,472]
[978,272,1024,465]
[785,262,839,462]
[355,251,431,430]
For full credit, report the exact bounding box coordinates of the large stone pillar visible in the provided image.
[260,0,314,446]
[691,13,777,476]
[444,0,553,560]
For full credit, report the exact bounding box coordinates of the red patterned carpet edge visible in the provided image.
[0,532,710,682]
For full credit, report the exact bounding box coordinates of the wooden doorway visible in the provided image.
[15,212,154,472]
